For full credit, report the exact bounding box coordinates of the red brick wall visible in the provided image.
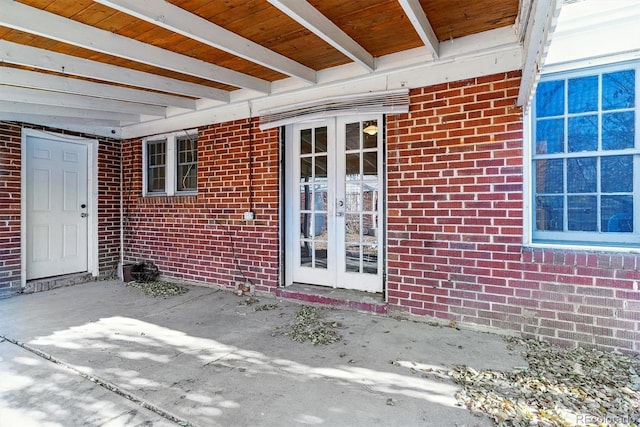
[0,122,22,297]
[386,72,640,353]
[122,119,279,291]
[0,121,121,297]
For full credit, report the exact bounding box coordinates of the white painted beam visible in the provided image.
[0,67,196,110]
[267,0,375,72]
[13,117,122,139]
[122,32,522,139]
[0,100,139,122]
[94,0,317,84]
[0,85,166,116]
[397,0,439,58]
[0,0,271,93]
[0,112,123,128]
[0,41,229,102]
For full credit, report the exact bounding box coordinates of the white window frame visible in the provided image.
[524,60,640,251]
[142,129,198,196]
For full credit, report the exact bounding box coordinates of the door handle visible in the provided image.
[81,213,88,218]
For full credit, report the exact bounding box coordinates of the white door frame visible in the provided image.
[21,128,99,287]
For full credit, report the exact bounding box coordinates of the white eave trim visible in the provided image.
[517,0,563,109]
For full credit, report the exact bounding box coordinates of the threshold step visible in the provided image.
[23,272,94,294]
[275,284,387,315]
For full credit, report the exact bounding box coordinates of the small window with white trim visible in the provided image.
[530,61,639,248]
[143,130,198,196]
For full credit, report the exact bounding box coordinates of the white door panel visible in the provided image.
[26,136,89,280]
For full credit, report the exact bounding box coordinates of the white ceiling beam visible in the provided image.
[267,0,375,72]
[0,100,139,122]
[0,112,124,128]
[2,116,124,138]
[0,41,229,102]
[0,0,270,93]
[0,67,196,110]
[397,0,439,58]
[0,85,166,116]
[94,0,317,84]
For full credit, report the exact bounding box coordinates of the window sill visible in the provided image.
[527,240,640,254]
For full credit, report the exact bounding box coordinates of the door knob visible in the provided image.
[81,213,88,218]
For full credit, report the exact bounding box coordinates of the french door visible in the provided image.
[285,115,383,293]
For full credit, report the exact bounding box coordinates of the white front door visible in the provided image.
[285,116,384,293]
[25,135,89,280]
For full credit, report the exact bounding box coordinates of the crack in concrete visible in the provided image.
[0,334,197,427]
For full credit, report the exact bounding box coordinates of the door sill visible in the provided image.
[23,272,94,294]
[275,283,387,315]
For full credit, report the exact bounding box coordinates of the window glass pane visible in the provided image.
[346,123,360,151]
[602,112,635,150]
[602,196,633,232]
[568,196,597,231]
[601,155,633,193]
[567,157,596,193]
[568,115,598,152]
[535,159,563,194]
[568,76,598,113]
[177,164,197,191]
[536,80,564,117]
[536,118,564,154]
[177,136,197,192]
[147,140,166,193]
[535,196,563,231]
[315,127,327,153]
[301,129,312,154]
[603,70,635,110]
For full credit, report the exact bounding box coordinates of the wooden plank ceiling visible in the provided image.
[0,0,520,137]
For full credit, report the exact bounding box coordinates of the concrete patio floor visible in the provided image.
[0,281,526,426]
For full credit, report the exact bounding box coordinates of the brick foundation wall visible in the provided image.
[386,72,640,353]
[122,119,279,291]
[0,121,121,294]
[0,122,22,297]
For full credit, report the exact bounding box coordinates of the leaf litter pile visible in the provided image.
[126,280,189,298]
[434,337,639,426]
[284,305,343,345]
